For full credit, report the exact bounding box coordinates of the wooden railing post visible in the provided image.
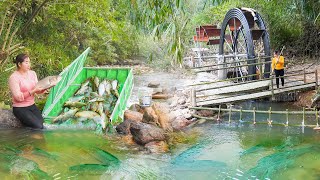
[228,106,232,123]
[268,107,272,125]
[316,110,319,127]
[315,69,318,89]
[286,109,289,126]
[303,68,306,83]
[270,75,275,100]
[302,107,305,126]
[253,107,256,124]
[217,105,221,121]
[258,57,262,80]
[191,55,195,68]
[190,88,197,107]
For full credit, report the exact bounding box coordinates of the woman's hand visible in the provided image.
[31,86,46,95]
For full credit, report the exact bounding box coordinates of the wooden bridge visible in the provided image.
[190,68,319,107]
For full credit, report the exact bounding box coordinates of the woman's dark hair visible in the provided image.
[274,50,279,55]
[14,53,29,68]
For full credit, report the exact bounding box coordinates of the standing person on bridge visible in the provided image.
[8,53,46,129]
[272,50,285,88]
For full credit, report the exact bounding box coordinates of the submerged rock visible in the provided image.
[171,116,192,131]
[130,122,166,145]
[145,141,169,153]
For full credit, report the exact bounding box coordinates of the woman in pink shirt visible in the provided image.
[8,54,45,129]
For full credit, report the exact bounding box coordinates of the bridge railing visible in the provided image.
[190,69,318,106]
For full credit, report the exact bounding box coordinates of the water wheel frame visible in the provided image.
[219,8,271,81]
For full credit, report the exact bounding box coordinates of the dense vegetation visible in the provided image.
[0,0,319,103]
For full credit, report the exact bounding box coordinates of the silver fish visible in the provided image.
[75,80,90,95]
[88,97,105,103]
[105,81,111,95]
[53,108,79,123]
[98,80,107,96]
[35,75,62,89]
[89,101,99,112]
[93,113,106,130]
[94,77,100,90]
[96,102,106,129]
[75,111,100,119]
[111,80,118,90]
[67,95,85,102]
[64,101,86,108]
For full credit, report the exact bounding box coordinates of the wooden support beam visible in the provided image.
[315,69,318,89]
[190,88,197,107]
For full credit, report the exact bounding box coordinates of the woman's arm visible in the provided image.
[31,71,46,94]
[8,76,28,102]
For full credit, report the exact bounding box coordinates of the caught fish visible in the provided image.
[35,75,62,90]
[53,108,79,123]
[75,111,100,119]
[93,77,100,91]
[67,95,85,102]
[93,114,106,130]
[64,101,87,108]
[111,80,118,90]
[90,92,100,98]
[88,97,105,103]
[96,102,106,129]
[98,80,107,96]
[89,102,99,112]
[75,80,90,95]
[111,80,119,98]
[105,81,112,95]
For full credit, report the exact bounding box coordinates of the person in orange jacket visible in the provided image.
[271,50,285,88]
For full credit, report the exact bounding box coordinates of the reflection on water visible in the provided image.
[1,101,320,179]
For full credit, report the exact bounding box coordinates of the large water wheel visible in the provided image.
[219,7,271,81]
[192,8,271,81]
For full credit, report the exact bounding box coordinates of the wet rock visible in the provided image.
[168,96,179,108]
[145,141,169,153]
[181,108,192,119]
[120,134,136,145]
[178,97,186,105]
[142,107,159,126]
[116,120,135,135]
[130,122,166,145]
[171,116,192,131]
[129,104,142,113]
[0,109,23,128]
[124,110,143,122]
[147,82,160,88]
[169,110,183,121]
[152,102,172,131]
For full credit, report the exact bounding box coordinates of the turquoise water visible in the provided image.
[1,102,320,179]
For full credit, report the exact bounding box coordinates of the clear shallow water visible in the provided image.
[1,102,320,180]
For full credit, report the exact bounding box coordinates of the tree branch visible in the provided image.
[18,0,50,35]
[7,27,19,51]
[1,11,17,51]
[0,9,8,38]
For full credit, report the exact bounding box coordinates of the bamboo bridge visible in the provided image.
[189,63,318,107]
